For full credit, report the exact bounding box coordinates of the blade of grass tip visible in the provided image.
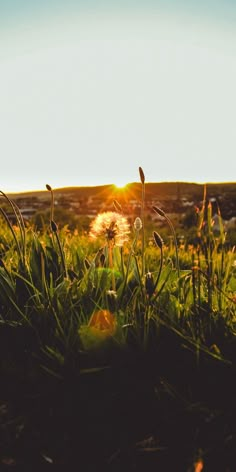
[139,166,145,277]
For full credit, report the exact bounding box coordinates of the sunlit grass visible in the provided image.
[0,169,236,469]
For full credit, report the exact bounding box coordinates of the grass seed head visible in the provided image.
[153,231,164,249]
[50,220,58,233]
[134,217,142,232]
[145,271,155,297]
[153,206,165,218]
[139,166,145,184]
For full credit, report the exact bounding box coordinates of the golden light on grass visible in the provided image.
[194,459,204,472]
[79,310,117,350]
[88,309,116,334]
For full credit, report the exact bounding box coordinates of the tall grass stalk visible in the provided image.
[113,199,125,279]
[139,166,145,277]
[151,230,164,297]
[46,184,55,222]
[118,217,142,308]
[108,240,116,291]
[51,220,68,278]
[153,206,180,277]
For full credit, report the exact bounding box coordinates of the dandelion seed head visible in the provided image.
[90,211,130,246]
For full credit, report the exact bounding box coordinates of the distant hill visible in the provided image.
[4,181,236,221]
[8,181,236,200]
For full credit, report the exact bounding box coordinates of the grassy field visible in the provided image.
[0,173,236,471]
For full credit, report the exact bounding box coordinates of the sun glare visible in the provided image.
[114,182,128,191]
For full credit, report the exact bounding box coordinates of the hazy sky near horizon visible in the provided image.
[0,1,236,192]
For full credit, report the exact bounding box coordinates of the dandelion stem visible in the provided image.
[108,240,116,291]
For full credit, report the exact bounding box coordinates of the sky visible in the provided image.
[0,1,236,192]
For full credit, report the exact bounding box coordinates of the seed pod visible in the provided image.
[134,217,142,232]
[139,166,145,184]
[153,231,164,249]
[145,272,155,297]
[50,220,58,233]
[46,184,52,191]
[153,206,165,218]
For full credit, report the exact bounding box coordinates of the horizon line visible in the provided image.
[4,180,236,195]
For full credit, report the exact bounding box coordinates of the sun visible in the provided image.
[112,182,133,203]
[113,179,129,190]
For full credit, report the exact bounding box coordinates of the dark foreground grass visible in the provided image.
[1,322,236,471]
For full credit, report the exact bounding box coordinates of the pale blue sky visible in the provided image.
[0,1,236,191]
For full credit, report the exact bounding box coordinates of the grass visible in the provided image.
[0,173,236,470]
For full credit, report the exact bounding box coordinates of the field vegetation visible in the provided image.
[0,172,236,471]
